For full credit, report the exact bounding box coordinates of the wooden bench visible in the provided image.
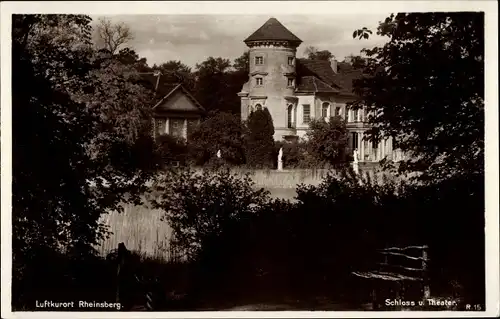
[352,245,430,309]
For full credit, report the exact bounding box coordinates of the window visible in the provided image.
[321,102,329,119]
[287,104,294,128]
[256,77,263,86]
[169,118,185,138]
[351,132,359,150]
[156,118,166,135]
[287,78,294,87]
[303,104,311,123]
[255,104,262,111]
[353,109,359,122]
[372,141,378,160]
[288,57,294,65]
[335,106,341,116]
[255,56,263,65]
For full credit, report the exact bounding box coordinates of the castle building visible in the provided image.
[239,18,403,163]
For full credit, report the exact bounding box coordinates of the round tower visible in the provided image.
[239,17,302,140]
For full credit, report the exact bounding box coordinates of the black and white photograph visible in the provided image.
[1,1,498,317]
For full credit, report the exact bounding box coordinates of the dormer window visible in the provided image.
[255,56,264,65]
[288,57,294,66]
[287,78,294,87]
[256,77,263,86]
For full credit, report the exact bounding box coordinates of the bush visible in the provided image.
[152,167,270,261]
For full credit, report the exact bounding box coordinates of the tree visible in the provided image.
[152,60,195,91]
[305,116,349,167]
[194,57,237,114]
[304,46,334,61]
[85,49,155,148]
[187,111,246,166]
[95,17,133,54]
[245,108,275,168]
[233,50,250,74]
[349,12,484,182]
[343,53,368,70]
[116,47,150,72]
[12,14,158,308]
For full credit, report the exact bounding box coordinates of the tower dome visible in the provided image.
[244,17,302,47]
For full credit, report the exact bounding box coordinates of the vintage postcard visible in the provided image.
[1,1,498,318]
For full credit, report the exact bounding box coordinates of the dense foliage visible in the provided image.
[305,116,349,167]
[12,14,159,308]
[350,12,484,182]
[187,111,246,166]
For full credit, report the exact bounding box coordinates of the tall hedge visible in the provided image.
[245,108,275,168]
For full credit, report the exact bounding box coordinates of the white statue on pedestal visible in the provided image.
[277,148,283,171]
[352,148,359,174]
[216,149,221,159]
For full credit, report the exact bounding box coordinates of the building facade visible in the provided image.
[140,72,206,140]
[239,18,404,163]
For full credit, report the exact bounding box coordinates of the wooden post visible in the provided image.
[116,242,127,303]
[422,246,431,298]
[372,286,378,310]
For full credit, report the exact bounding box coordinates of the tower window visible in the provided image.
[303,104,311,124]
[256,77,263,86]
[287,78,294,87]
[353,109,359,122]
[255,56,264,65]
[288,57,294,65]
[255,104,262,111]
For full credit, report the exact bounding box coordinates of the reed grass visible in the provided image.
[96,202,174,260]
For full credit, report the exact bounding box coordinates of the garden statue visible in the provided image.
[353,148,359,174]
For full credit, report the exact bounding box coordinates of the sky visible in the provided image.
[90,14,390,68]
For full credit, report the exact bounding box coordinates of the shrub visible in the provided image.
[152,167,270,262]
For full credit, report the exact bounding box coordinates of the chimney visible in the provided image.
[330,58,338,74]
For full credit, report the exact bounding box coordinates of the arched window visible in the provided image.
[353,109,359,122]
[255,104,262,111]
[321,102,330,119]
[287,104,294,128]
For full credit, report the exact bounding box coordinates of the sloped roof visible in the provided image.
[244,17,302,45]
[138,73,205,112]
[296,76,340,93]
[296,59,364,95]
[138,73,184,99]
